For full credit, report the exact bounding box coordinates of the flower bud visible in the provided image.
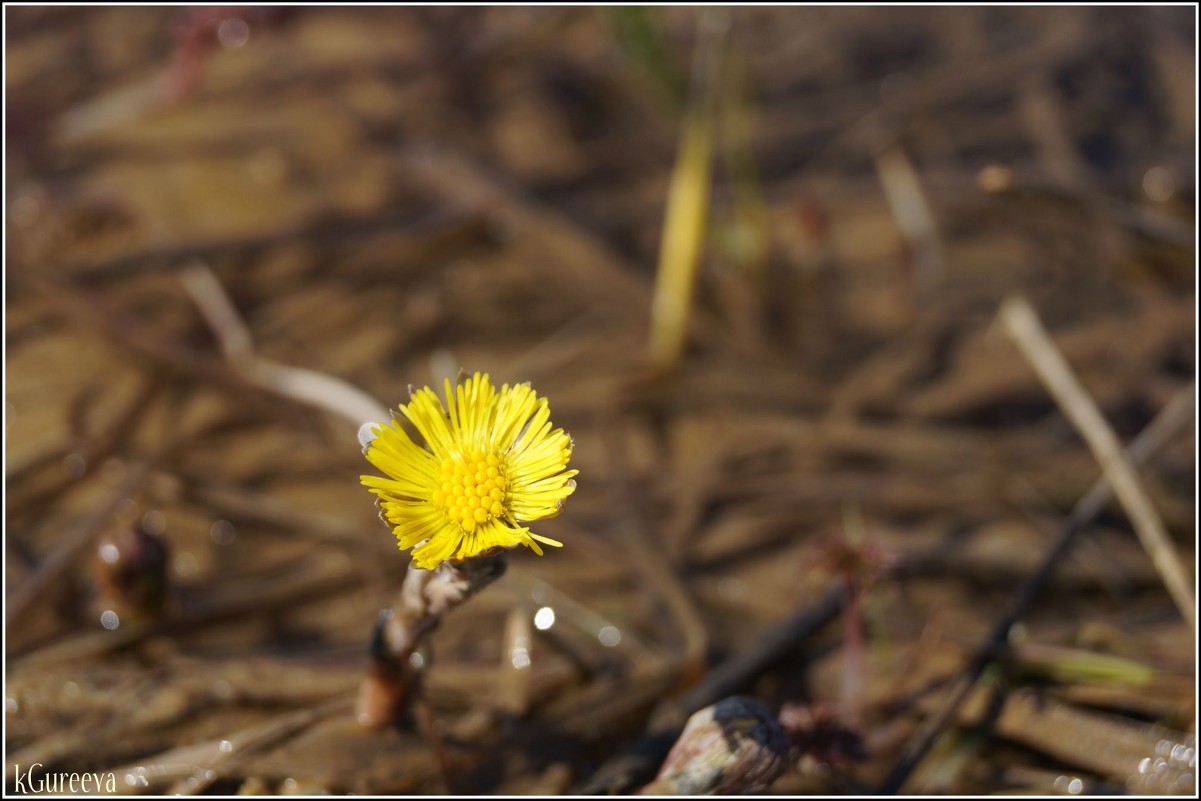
[640,696,789,795]
[91,520,168,627]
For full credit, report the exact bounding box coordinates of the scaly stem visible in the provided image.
[356,553,507,728]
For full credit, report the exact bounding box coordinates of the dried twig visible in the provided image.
[111,694,353,794]
[875,145,943,298]
[993,691,1195,794]
[878,380,1196,793]
[999,296,1195,627]
[180,262,389,429]
[12,270,304,419]
[925,684,1197,793]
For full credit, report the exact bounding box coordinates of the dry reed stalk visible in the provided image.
[648,10,729,368]
[875,145,944,298]
[998,296,1195,628]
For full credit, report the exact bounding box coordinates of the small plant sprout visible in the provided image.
[803,505,900,726]
[360,372,577,569]
[355,371,577,728]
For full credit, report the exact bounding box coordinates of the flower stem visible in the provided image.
[356,553,507,728]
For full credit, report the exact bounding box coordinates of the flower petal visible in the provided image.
[361,373,575,569]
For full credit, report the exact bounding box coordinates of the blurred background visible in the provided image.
[4,5,1196,795]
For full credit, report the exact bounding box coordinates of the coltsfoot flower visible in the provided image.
[361,372,577,570]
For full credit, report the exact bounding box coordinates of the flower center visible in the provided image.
[432,450,507,532]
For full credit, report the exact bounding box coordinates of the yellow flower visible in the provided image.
[360,372,577,570]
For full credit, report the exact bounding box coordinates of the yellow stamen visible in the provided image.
[434,453,508,531]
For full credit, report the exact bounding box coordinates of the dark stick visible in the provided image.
[877,383,1195,794]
